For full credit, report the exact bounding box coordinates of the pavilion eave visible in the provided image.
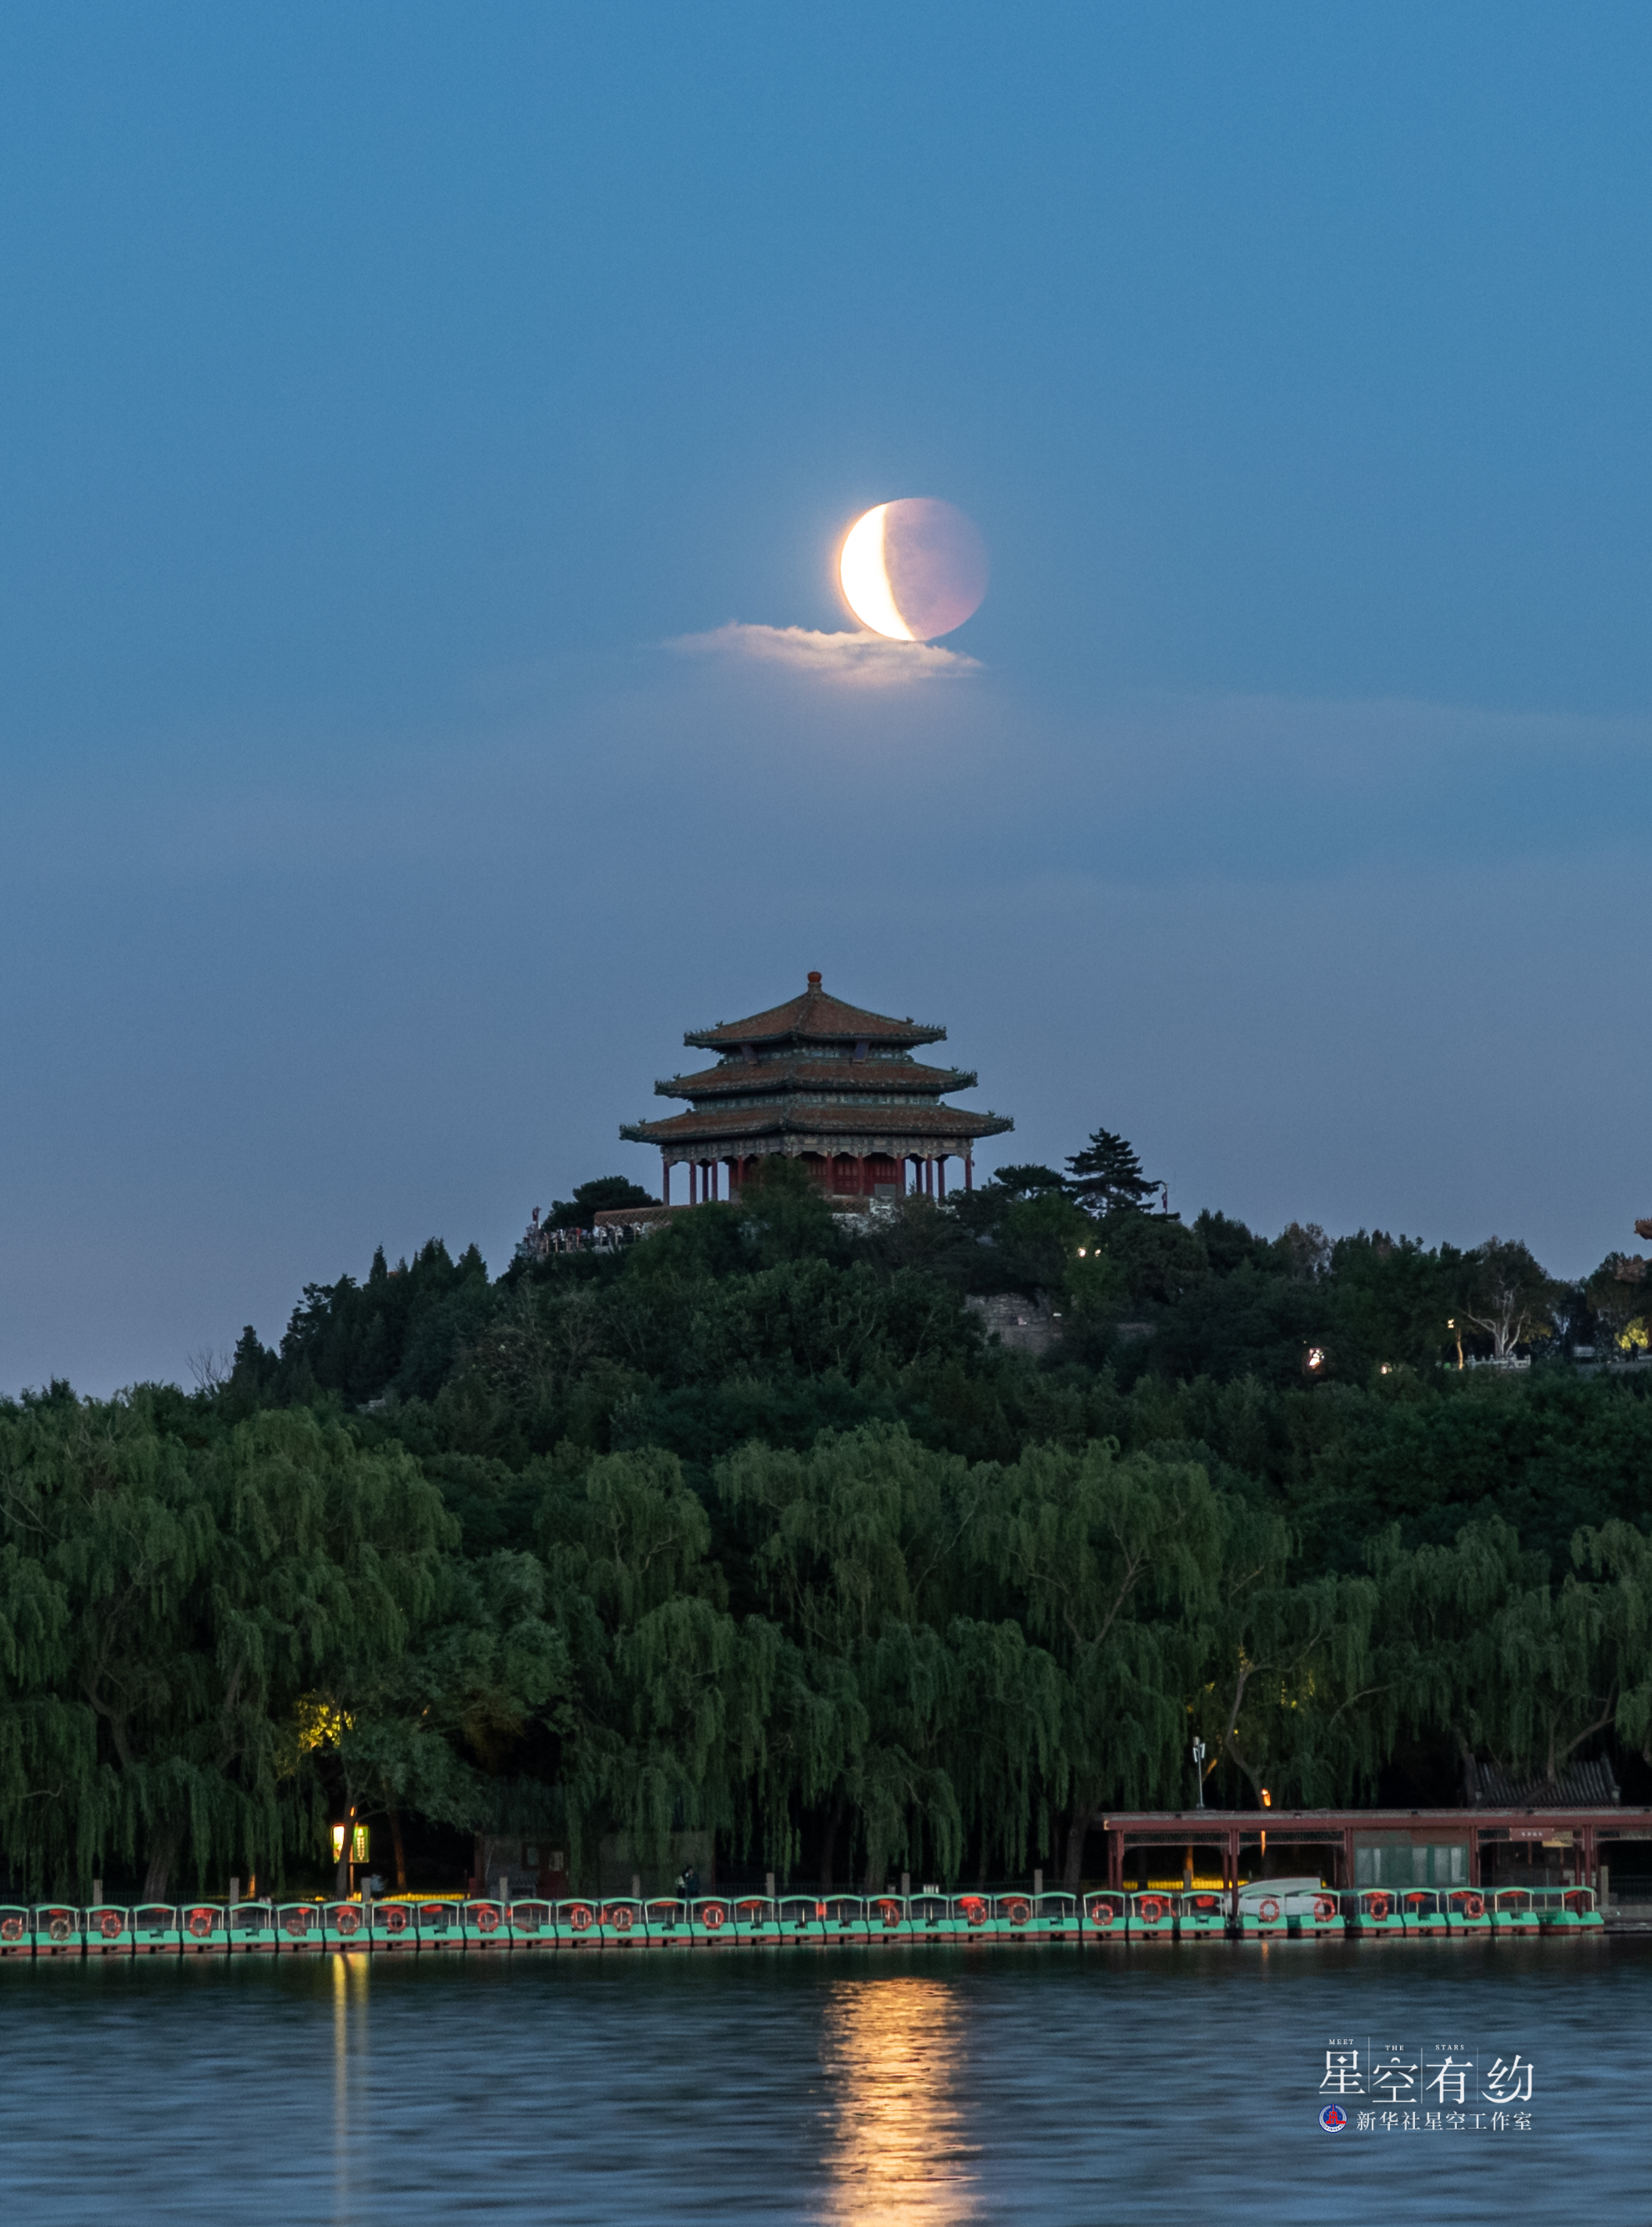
[653,1063,980,1101]
[621,1108,1012,1160]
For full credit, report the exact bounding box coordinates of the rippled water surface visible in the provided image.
[0,1942,1640,2221]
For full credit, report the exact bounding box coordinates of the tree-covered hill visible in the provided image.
[3,1149,1650,1898]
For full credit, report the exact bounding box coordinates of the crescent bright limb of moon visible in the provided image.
[839,506,914,640]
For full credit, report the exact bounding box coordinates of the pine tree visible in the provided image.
[1063,1127,1160,1214]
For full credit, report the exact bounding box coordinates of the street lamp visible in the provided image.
[1192,1737,1206,1808]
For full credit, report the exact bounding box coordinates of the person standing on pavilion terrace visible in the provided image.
[621,972,1012,1204]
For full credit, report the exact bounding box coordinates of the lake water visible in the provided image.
[0,1941,1640,2221]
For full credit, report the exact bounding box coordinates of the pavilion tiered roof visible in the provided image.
[682,983,944,1052]
[620,972,1011,1194]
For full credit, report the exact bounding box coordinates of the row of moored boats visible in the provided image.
[0,1882,1605,1955]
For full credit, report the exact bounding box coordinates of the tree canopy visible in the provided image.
[3,1122,1649,1896]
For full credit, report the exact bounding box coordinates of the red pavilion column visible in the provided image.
[662,1154,671,1206]
[965,1154,974,1192]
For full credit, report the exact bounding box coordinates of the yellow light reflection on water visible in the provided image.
[821,1978,979,2224]
[333,1949,368,2224]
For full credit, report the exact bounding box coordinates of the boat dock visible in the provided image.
[6,1803,1646,1958]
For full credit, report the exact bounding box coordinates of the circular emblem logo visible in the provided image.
[1319,2105,1348,2133]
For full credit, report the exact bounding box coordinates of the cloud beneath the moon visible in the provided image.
[668,622,981,683]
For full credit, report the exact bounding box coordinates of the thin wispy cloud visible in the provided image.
[670,622,982,683]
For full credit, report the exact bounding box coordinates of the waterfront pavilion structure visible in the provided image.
[620,973,1013,1206]
[1100,1804,1652,1901]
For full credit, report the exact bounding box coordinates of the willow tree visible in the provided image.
[0,1390,220,1894]
[972,1439,1225,1887]
[537,1446,777,1886]
[1196,1498,1382,1812]
[1365,1514,1642,1796]
[942,1614,1066,1885]
[0,1391,453,1896]
[301,1545,569,1892]
[718,1423,982,1890]
[1579,1520,1652,1774]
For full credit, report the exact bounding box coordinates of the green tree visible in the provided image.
[546,1177,657,1231]
[302,1547,568,1892]
[1065,1129,1161,1215]
[537,1447,777,1886]
[971,1439,1224,1885]
[1372,1515,1632,1796]
[1583,1253,1648,1355]
[0,1395,452,1897]
[1196,1500,1383,1815]
[718,1425,980,1888]
[1457,1238,1558,1362]
[1578,1520,1652,1774]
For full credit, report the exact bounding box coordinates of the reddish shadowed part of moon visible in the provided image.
[838,498,988,641]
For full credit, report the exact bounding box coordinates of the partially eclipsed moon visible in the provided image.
[838,498,988,642]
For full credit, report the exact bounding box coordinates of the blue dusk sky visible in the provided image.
[4,3,1652,1391]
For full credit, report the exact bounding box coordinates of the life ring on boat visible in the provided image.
[1464,1894,1484,1919]
[567,1902,592,1931]
[473,1906,499,1933]
[48,1912,73,1942]
[960,1897,987,1927]
[98,1911,123,1938]
[1137,1896,1166,1923]
[187,1909,214,1939]
[335,1907,361,1936]
[1257,1897,1280,1924]
[1005,1897,1031,1925]
[701,1902,728,1930]
[284,1914,308,1936]
[383,1905,408,1932]
[1367,1893,1390,1920]
[610,1904,634,1932]
[1313,1897,1336,1922]
[1089,1899,1116,1926]
[876,1899,901,1928]
[0,1916,21,1942]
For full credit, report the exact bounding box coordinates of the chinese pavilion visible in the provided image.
[620,972,1013,1204]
